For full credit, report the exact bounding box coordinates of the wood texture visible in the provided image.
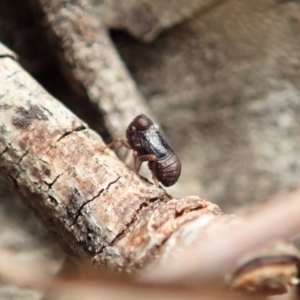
[30,0,155,139]
[0,43,221,271]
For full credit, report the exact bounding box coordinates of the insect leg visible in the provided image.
[103,139,131,150]
[138,154,157,162]
[133,151,142,173]
[150,161,159,187]
[138,155,159,187]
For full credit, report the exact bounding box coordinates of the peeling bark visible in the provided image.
[0,43,222,272]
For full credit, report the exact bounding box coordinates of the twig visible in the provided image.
[0,42,221,272]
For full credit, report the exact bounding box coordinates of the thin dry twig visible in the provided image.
[0,248,251,300]
[0,42,222,273]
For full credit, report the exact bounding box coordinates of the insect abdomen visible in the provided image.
[155,153,181,187]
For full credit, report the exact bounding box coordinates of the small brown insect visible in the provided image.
[107,114,181,187]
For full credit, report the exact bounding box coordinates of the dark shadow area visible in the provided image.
[0,0,111,142]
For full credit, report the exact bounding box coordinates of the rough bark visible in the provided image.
[1,0,300,297]
[26,0,300,207]
[29,0,155,140]
[0,42,222,272]
[1,43,300,296]
[144,188,300,283]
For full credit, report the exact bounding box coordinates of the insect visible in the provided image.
[107,114,181,187]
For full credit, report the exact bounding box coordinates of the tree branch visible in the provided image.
[143,189,300,287]
[29,0,156,139]
[0,42,221,272]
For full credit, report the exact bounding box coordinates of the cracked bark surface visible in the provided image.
[1,1,300,297]
[0,43,223,272]
[26,0,300,207]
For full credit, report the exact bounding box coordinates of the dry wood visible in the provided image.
[0,0,300,298]
[1,45,300,294]
[0,42,222,272]
[143,189,300,285]
[29,0,155,139]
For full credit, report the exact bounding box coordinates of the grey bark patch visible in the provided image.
[13,105,48,128]
[69,186,83,212]
[1,125,8,134]
[0,104,11,109]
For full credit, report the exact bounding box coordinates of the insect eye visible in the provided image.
[134,114,152,130]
